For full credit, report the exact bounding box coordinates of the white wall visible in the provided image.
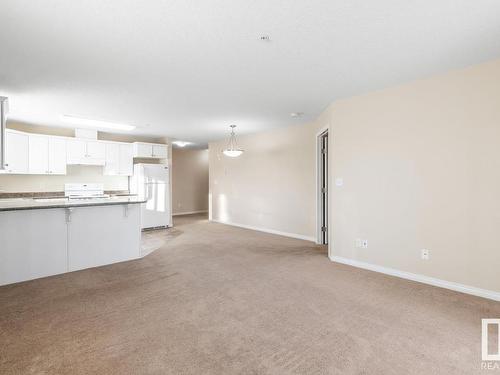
[209,58,500,294]
[172,148,209,215]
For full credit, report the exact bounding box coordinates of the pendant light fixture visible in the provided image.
[223,125,244,157]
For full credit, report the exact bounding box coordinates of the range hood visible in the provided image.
[0,97,8,171]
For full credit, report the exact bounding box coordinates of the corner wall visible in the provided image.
[209,58,500,294]
[322,59,500,293]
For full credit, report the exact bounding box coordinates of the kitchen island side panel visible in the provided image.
[0,208,68,285]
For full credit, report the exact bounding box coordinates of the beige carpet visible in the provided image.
[0,214,498,374]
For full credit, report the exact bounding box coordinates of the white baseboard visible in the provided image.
[173,210,208,216]
[211,219,316,242]
[330,255,500,302]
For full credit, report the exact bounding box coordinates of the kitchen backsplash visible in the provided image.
[0,190,130,199]
[0,165,129,193]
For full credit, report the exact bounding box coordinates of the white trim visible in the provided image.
[330,255,500,302]
[211,219,316,242]
[315,125,329,245]
[173,210,208,216]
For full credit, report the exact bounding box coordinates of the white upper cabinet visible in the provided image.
[67,139,105,165]
[66,139,86,164]
[133,142,168,158]
[104,142,134,176]
[48,137,67,174]
[28,134,49,174]
[104,143,120,175]
[3,131,29,174]
[152,144,168,158]
[119,144,134,175]
[87,141,105,160]
[133,142,153,158]
[2,129,143,176]
[28,135,67,175]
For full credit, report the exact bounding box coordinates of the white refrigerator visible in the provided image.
[131,163,172,229]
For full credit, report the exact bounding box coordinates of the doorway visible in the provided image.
[317,129,328,245]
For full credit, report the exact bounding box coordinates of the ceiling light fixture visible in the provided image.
[60,115,135,131]
[222,125,244,158]
[290,112,304,118]
[173,141,190,147]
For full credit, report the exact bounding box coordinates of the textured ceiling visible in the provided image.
[1,0,500,144]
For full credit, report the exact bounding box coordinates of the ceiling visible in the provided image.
[1,0,500,144]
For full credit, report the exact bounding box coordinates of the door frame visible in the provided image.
[315,125,330,252]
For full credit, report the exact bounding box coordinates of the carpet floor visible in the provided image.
[0,213,498,374]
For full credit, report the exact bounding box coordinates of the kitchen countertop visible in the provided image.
[0,196,147,212]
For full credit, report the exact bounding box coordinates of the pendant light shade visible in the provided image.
[223,125,244,157]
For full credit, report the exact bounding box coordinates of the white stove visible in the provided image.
[64,183,110,200]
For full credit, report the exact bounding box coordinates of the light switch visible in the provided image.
[421,249,429,260]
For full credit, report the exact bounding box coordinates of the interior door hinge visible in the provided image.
[321,226,327,232]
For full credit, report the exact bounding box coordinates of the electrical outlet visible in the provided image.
[355,239,362,248]
[362,240,368,249]
[421,249,429,260]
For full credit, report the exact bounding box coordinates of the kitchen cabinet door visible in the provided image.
[48,137,67,174]
[87,141,105,160]
[4,131,29,174]
[133,142,153,157]
[152,144,168,158]
[104,143,120,175]
[119,144,134,175]
[67,139,105,165]
[28,134,49,174]
[66,139,86,164]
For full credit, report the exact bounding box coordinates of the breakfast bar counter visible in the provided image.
[0,197,147,286]
[0,195,146,211]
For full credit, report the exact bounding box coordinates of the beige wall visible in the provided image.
[172,148,209,214]
[209,59,500,293]
[209,122,321,240]
[0,122,169,193]
[322,59,500,293]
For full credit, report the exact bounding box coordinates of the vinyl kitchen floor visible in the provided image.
[0,213,498,374]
